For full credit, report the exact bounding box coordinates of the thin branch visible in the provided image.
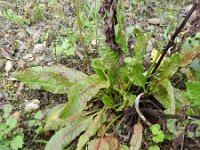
[141,108,200,121]
[150,2,198,75]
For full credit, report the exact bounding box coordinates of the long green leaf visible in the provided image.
[44,104,66,130]
[116,7,128,53]
[133,28,151,60]
[88,138,110,150]
[109,67,129,94]
[102,95,115,109]
[44,104,93,131]
[60,75,110,118]
[99,47,119,70]
[161,79,175,114]
[157,46,200,80]
[45,115,93,150]
[151,46,200,111]
[14,65,87,94]
[152,79,175,113]
[76,109,106,150]
[157,54,180,80]
[124,57,146,87]
[186,81,200,106]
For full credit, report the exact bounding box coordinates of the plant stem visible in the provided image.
[103,115,122,135]
[145,50,162,78]
[112,116,125,136]
[75,0,90,71]
[75,0,84,44]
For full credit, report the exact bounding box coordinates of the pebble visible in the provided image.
[76,51,84,60]
[91,39,97,46]
[30,55,45,65]
[1,49,12,60]
[33,44,46,54]
[148,18,161,25]
[0,92,8,101]
[17,60,26,69]
[38,55,45,61]
[44,57,52,63]
[184,4,193,14]
[23,53,33,59]
[0,59,5,70]
[25,99,40,111]
[7,77,17,81]
[4,34,9,38]
[16,30,26,40]
[5,60,13,72]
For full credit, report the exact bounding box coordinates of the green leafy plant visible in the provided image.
[13,1,200,149]
[0,8,27,26]
[27,111,43,134]
[51,38,76,57]
[148,145,160,150]
[150,124,165,143]
[33,3,45,21]
[0,104,24,150]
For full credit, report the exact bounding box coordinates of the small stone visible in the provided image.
[25,99,40,111]
[0,59,5,70]
[17,30,26,39]
[1,49,12,60]
[44,57,52,63]
[76,51,84,60]
[8,77,17,81]
[23,54,33,59]
[148,18,161,25]
[4,34,9,38]
[17,40,26,53]
[33,44,46,54]
[26,26,37,35]
[38,55,45,61]
[47,62,54,66]
[91,39,98,46]
[0,92,8,101]
[184,4,193,14]
[5,60,13,72]
[17,60,26,69]
[30,58,41,65]
[23,54,34,61]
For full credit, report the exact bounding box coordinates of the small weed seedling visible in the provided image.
[0,104,24,150]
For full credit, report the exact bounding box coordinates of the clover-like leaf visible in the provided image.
[10,135,24,150]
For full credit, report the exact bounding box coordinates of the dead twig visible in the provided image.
[99,0,124,66]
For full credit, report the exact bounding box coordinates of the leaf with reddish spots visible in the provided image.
[180,46,200,67]
[14,65,87,94]
[77,109,106,150]
[88,138,109,150]
[60,75,110,118]
[88,136,120,150]
[45,115,93,150]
